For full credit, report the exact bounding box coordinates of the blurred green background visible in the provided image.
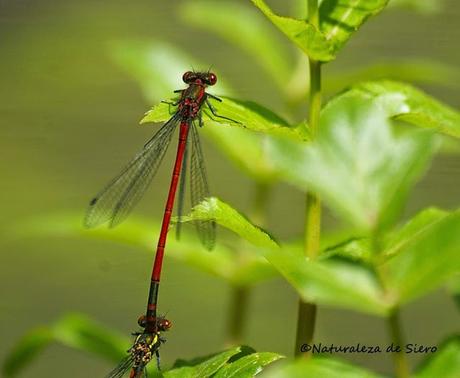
[0,0,459,377]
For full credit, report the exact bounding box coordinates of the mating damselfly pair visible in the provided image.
[86,71,235,377]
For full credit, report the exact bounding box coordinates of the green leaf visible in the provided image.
[262,357,385,378]
[383,207,449,258]
[320,0,389,53]
[336,81,460,138]
[179,1,291,88]
[2,314,127,377]
[250,0,335,61]
[213,352,284,378]
[321,237,372,263]
[317,207,453,263]
[182,197,279,249]
[268,95,437,231]
[251,0,389,62]
[164,347,242,378]
[141,96,305,140]
[386,209,460,304]
[415,336,460,378]
[2,328,54,377]
[51,314,127,361]
[264,247,389,315]
[11,214,276,286]
[180,200,388,313]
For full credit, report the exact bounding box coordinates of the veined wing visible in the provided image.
[190,122,216,250]
[105,355,133,378]
[85,114,180,228]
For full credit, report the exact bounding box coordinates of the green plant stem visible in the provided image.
[372,233,410,378]
[304,41,322,261]
[227,285,250,346]
[388,310,410,378]
[295,0,322,357]
[308,0,319,26]
[226,182,270,345]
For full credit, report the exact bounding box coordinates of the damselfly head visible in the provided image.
[182,71,217,86]
[137,315,172,332]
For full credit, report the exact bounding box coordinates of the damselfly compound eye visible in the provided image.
[182,71,195,83]
[159,319,172,331]
[207,73,217,85]
[137,315,147,327]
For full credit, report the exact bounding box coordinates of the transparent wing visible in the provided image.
[105,355,133,378]
[190,122,216,250]
[85,114,180,228]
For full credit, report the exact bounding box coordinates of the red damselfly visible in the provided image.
[85,71,234,377]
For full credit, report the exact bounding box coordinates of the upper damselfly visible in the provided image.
[85,71,234,377]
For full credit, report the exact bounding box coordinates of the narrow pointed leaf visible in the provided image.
[141,97,305,140]
[51,314,128,361]
[2,328,54,377]
[250,0,335,61]
[2,314,127,377]
[213,352,284,378]
[264,248,389,315]
[182,197,279,249]
[386,210,460,304]
[164,347,242,378]
[251,0,389,61]
[321,237,372,262]
[319,208,454,263]
[320,0,389,53]
[11,214,275,286]
[383,207,449,258]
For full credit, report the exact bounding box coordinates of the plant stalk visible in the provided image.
[226,182,270,345]
[372,231,410,377]
[308,0,319,26]
[227,285,250,346]
[295,0,322,357]
[388,310,410,378]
